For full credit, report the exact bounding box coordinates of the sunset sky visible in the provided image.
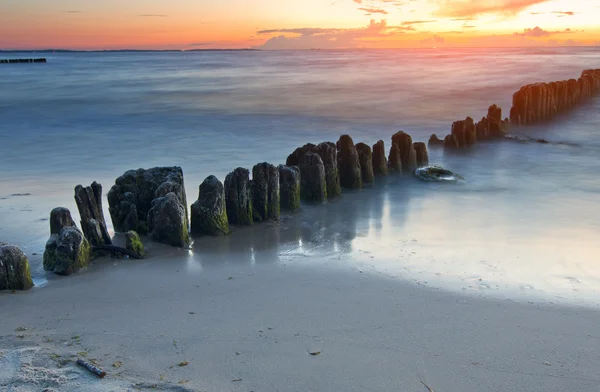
[1,0,599,50]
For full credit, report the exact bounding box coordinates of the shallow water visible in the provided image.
[1,48,599,305]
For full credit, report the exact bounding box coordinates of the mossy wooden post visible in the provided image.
[278,165,301,211]
[316,142,341,198]
[391,131,417,174]
[191,175,231,236]
[251,163,280,221]
[126,231,146,258]
[0,244,34,291]
[224,168,253,225]
[388,143,402,173]
[413,142,429,168]
[74,182,112,246]
[300,153,327,203]
[355,143,374,184]
[43,208,91,276]
[372,140,388,176]
[337,134,362,189]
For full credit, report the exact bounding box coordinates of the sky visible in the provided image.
[1,0,599,50]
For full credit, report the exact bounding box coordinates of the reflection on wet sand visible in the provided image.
[189,175,414,269]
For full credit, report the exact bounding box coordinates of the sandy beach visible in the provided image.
[2,245,600,391]
[2,50,600,392]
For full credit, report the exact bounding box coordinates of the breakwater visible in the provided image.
[0,58,46,64]
[430,68,600,150]
[1,67,600,290]
[510,69,600,126]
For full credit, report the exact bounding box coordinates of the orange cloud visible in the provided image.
[358,7,388,14]
[257,19,415,49]
[435,0,550,18]
[513,26,576,37]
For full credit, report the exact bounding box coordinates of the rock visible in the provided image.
[388,143,402,173]
[125,231,145,259]
[300,152,327,203]
[44,226,91,276]
[355,143,374,184]
[428,134,444,148]
[391,131,417,173]
[414,166,465,182]
[316,142,341,198]
[224,168,253,225]
[147,193,190,248]
[278,165,301,211]
[0,244,34,291]
[191,175,230,236]
[444,134,459,149]
[451,120,466,147]
[413,142,429,167]
[251,163,280,222]
[74,182,112,247]
[107,167,188,237]
[372,140,388,176]
[337,135,362,189]
[50,207,76,235]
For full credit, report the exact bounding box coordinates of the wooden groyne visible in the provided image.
[430,68,600,150]
[0,58,46,64]
[4,67,600,289]
[510,69,600,126]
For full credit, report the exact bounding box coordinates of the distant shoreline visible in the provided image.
[0,49,262,53]
[1,46,599,53]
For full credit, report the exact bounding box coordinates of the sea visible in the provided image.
[1,47,599,305]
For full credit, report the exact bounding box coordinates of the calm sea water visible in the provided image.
[1,48,599,305]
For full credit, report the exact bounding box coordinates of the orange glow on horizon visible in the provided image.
[1,0,598,50]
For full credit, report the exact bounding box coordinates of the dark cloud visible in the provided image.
[359,7,388,14]
[435,0,549,18]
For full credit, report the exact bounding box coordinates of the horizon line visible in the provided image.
[2,45,600,53]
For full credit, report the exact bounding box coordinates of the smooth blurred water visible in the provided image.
[1,48,599,304]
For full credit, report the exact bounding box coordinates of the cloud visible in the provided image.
[462,25,476,28]
[401,20,437,25]
[257,27,339,35]
[189,42,215,46]
[359,7,388,14]
[435,0,549,18]
[66,11,81,14]
[513,26,575,37]
[353,0,362,3]
[258,19,410,50]
[138,14,168,17]
[531,11,575,16]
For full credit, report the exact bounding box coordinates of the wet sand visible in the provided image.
[2,245,600,391]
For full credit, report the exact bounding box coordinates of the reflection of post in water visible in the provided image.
[191,227,253,267]
[366,184,388,236]
[250,218,281,265]
[324,193,360,255]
